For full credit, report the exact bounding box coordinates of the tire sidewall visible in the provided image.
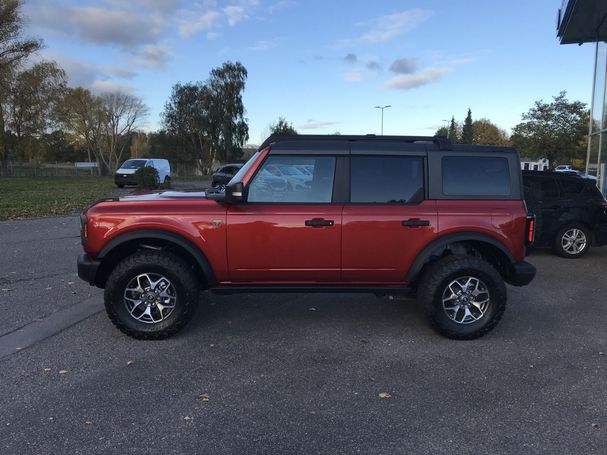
[106,261,192,335]
[554,224,590,258]
[429,266,505,338]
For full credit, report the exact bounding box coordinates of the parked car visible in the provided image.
[211,163,243,187]
[523,170,607,258]
[78,134,536,341]
[558,169,597,180]
[555,165,574,172]
[115,159,171,188]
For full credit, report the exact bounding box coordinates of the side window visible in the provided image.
[526,176,559,199]
[248,156,336,203]
[442,156,511,196]
[558,177,584,196]
[350,156,424,203]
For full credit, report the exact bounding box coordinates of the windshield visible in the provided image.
[120,159,148,170]
[228,151,260,185]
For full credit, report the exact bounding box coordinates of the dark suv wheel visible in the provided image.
[104,251,200,339]
[417,256,506,340]
[553,224,590,258]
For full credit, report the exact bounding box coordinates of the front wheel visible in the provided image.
[553,224,590,258]
[417,256,507,340]
[104,251,200,339]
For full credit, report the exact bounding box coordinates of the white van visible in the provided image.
[115,159,171,187]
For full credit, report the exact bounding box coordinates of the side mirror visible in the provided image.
[225,181,245,204]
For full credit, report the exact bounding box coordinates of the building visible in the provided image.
[557,0,607,195]
[520,158,549,171]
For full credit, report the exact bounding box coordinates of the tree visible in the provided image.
[511,91,589,165]
[435,126,448,137]
[448,116,459,143]
[7,61,66,160]
[472,119,510,146]
[205,61,249,163]
[129,132,150,158]
[162,82,209,166]
[58,87,105,173]
[0,0,42,169]
[461,108,473,144]
[269,116,297,135]
[100,91,149,172]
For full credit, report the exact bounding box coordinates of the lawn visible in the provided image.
[0,177,116,220]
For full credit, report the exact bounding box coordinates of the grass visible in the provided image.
[0,176,116,220]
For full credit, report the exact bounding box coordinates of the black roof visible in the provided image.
[259,134,517,154]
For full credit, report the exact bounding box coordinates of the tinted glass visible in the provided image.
[442,156,511,196]
[558,177,584,196]
[524,175,559,199]
[248,156,335,203]
[350,156,424,203]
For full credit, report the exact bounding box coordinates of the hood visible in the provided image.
[118,191,208,202]
[116,168,137,175]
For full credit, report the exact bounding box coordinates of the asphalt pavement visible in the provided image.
[1,214,606,454]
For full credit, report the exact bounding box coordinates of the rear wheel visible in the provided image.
[104,251,200,339]
[553,224,590,258]
[417,256,507,340]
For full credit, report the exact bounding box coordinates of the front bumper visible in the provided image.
[114,173,137,186]
[508,261,536,287]
[77,254,101,286]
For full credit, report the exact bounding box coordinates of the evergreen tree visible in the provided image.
[448,116,458,143]
[461,108,473,144]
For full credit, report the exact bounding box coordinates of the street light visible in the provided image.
[374,105,391,135]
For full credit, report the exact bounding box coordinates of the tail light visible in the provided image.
[525,214,536,246]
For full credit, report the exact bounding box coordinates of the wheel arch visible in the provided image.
[95,230,217,288]
[406,233,515,286]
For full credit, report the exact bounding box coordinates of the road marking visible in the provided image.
[0,295,103,361]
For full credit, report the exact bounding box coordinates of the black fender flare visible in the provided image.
[405,232,514,283]
[98,229,217,285]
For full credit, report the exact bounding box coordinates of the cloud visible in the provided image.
[90,79,135,94]
[344,53,357,63]
[389,57,416,74]
[65,7,165,48]
[269,0,295,14]
[361,9,432,43]
[103,65,138,79]
[344,69,363,82]
[298,120,340,130]
[366,60,382,71]
[178,10,221,38]
[224,5,248,25]
[135,44,174,68]
[207,31,222,40]
[250,40,277,51]
[383,67,451,90]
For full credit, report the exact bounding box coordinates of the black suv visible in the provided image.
[523,171,607,258]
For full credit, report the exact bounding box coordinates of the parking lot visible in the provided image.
[1,214,606,454]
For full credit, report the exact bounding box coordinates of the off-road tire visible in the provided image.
[417,256,507,340]
[104,251,199,339]
[552,223,590,259]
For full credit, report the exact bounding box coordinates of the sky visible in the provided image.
[22,0,595,146]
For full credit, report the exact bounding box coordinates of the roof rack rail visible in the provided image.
[258,134,452,151]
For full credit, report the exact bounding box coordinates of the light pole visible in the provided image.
[374,105,391,135]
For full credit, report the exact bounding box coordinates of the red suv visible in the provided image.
[78,135,536,340]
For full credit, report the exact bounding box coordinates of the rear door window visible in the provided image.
[350,156,424,203]
[558,177,584,196]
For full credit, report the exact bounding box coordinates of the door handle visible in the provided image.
[305,218,334,227]
[401,219,430,227]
